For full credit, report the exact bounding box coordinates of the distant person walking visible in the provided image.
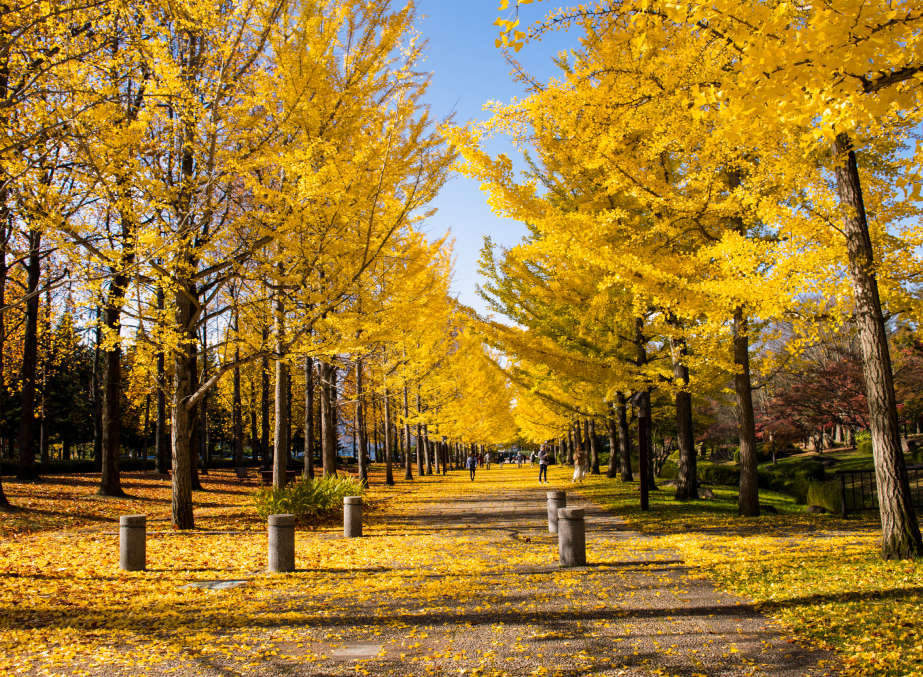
[529,451,536,467]
[466,452,478,481]
[484,452,491,469]
[538,446,549,483]
[517,453,523,468]
[572,444,586,483]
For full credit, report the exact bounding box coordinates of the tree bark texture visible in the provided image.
[155,286,169,474]
[734,307,760,517]
[171,288,196,530]
[832,133,923,558]
[17,230,41,481]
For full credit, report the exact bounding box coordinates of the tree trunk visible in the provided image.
[670,332,698,500]
[141,393,150,471]
[587,419,600,475]
[0,183,8,504]
[384,388,394,485]
[260,328,270,471]
[329,365,339,465]
[273,292,288,489]
[39,343,49,473]
[188,330,202,492]
[99,210,135,493]
[155,285,169,474]
[356,358,368,486]
[403,384,413,480]
[734,307,760,517]
[250,393,258,463]
[233,309,243,467]
[638,392,650,511]
[17,230,41,481]
[415,391,424,477]
[99,289,126,495]
[62,436,71,462]
[304,355,314,479]
[832,133,923,558]
[320,361,338,478]
[606,405,618,479]
[171,289,196,530]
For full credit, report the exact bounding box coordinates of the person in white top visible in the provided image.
[572,445,586,483]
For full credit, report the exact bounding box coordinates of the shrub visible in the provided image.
[857,440,873,455]
[698,463,740,486]
[658,461,678,480]
[784,477,811,504]
[806,480,841,514]
[252,475,363,522]
[733,449,740,464]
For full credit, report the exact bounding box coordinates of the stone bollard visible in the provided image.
[557,507,586,567]
[268,514,296,572]
[119,515,146,571]
[547,491,566,534]
[344,496,363,538]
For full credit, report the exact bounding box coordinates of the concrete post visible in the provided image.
[268,514,296,572]
[344,496,362,538]
[119,515,146,571]
[547,491,566,533]
[557,507,586,567]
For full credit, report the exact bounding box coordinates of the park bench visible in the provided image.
[234,467,253,484]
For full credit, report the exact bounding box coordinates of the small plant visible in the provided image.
[252,475,364,521]
[857,440,873,455]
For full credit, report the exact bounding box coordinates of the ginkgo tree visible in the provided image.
[483,0,923,558]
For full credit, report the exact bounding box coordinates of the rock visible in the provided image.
[699,488,715,499]
[659,479,678,487]
[759,504,778,514]
[807,505,828,514]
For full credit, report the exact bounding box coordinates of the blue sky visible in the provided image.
[414,1,573,316]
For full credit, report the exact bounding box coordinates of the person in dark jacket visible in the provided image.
[538,446,549,483]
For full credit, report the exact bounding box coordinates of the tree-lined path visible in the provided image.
[1,466,843,677]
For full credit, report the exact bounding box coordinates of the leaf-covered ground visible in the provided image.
[0,465,918,676]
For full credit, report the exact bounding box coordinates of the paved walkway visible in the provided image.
[204,487,838,677]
